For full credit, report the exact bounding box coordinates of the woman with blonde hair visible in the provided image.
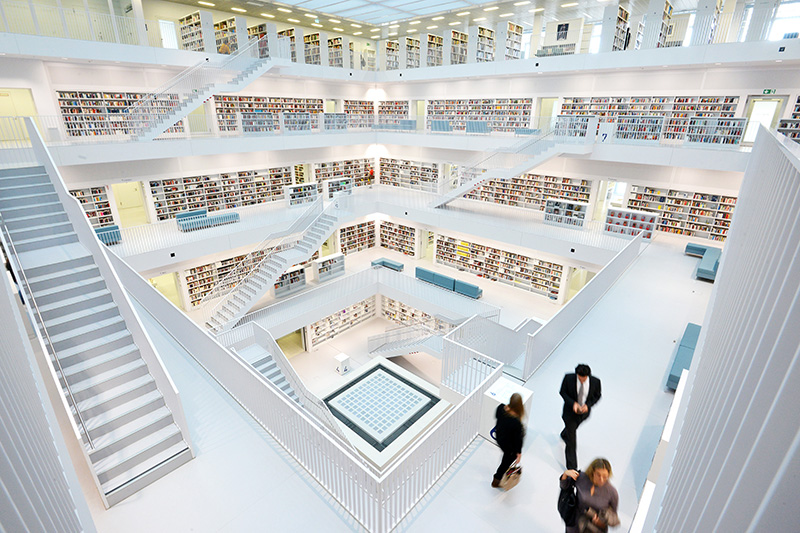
[491,392,525,488]
[560,457,619,532]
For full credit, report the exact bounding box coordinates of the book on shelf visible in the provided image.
[339,221,376,254]
[306,296,376,348]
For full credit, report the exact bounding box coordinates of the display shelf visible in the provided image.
[385,40,400,70]
[604,208,656,240]
[379,158,439,193]
[377,100,409,124]
[504,22,523,60]
[379,220,418,256]
[685,117,746,145]
[475,26,495,62]
[285,183,320,207]
[777,95,800,143]
[427,34,443,66]
[464,173,592,210]
[536,43,576,57]
[405,37,420,68]
[312,252,345,282]
[634,21,644,50]
[213,95,322,131]
[56,91,183,137]
[613,6,630,51]
[148,167,292,220]
[328,37,353,68]
[436,234,564,300]
[425,98,532,132]
[277,28,297,61]
[69,186,115,228]
[304,32,321,65]
[283,112,315,131]
[214,17,240,53]
[313,158,375,187]
[657,0,674,48]
[247,23,271,58]
[273,265,307,298]
[363,48,376,71]
[339,221,376,254]
[381,297,451,332]
[241,112,276,133]
[323,113,348,130]
[614,115,665,143]
[451,30,468,64]
[306,296,376,348]
[627,184,737,241]
[543,199,589,228]
[322,177,353,199]
[344,100,374,128]
[178,11,214,52]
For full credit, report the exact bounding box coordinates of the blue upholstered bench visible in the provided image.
[415,267,482,299]
[668,323,701,390]
[430,120,452,133]
[176,209,207,222]
[371,258,404,271]
[398,119,417,131]
[685,243,721,281]
[454,279,483,299]
[95,225,121,245]
[176,210,240,232]
[415,267,436,283]
[465,120,490,134]
[515,128,541,136]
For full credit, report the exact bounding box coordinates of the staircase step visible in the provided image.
[3,211,69,231]
[0,166,45,178]
[56,329,134,367]
[0,201,65,220]
[36,276,107,306]
[0,173,50,188]
[103,445,192,507]
[50,316,127,352]
[0,182,55,197]
[0,191,60,209]
[24,252,94,279]
[45,301,119,336]
[8,221,74,241]
[69,359,149,402]
[13,231,79,252]
[77,374,157,419]
[29,264,102,293]
[94,423,184,485]
[89,406,174,462]
[62,343,141,383]
[85,389,165,440]
[39,289,113,320]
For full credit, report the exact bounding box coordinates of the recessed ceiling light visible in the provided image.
[456,11,470,16]
[231,7,246,12]
[530,7,544,12]
[474,17,487,21]
[304,13,316,18]
[246,1,264,5]
[408,29,417,33]
[388,32,398,35]
[351,23,361,27]
[354,31,362,35]
[514,1,530,5]
[329,18,341,23]
[500,13,514,17]
[715,62,721,65]
[432,16,444,20]
[561,2,578,6]
[198,1,214,5]
[312,23,322,27]
[427,25,438,29]
[484,6,499,11]
[277,7,291,13]
[776,59,783,62]
[333,27,343,31]
[61,57,69,60]
[371,28,381,32]
[409,20,421,25]
[389,24,399,28]
[260,13,274,18]
[287,18,299,22]
[449,21,461,25]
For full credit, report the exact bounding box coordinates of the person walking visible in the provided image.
[491,392,525,488]
[560,364,602,470]
[560,458,619,533]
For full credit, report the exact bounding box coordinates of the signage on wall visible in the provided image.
[763,89,776,95]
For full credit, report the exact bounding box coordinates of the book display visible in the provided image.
[285,183,319,207]
[306,296,376,348]
[213,95,323,131]
[379,221,418,256]
[273,265,307,298]
[247,23,271,58]
[277,28,297,61]
[435,234,564,300]
[328,37,353,68]
[323,113,348,130]
[377,100,409,123]
[344,100,374,128]
[339,221,376,254]
[294,164,307,183]
[613,6,630,51]
[657,0,674,48]
[614,115,665,143]
[304,33,321,65]
[148,167,293,220]
[56,91,183,137]
[214,17,242,53]
[322,178,353,199]
[427,34,444,66]
[685,117,746,145]
[777,95,800,143]
[178,11,214,52]
[385,40,400,70]
[240,112,276,133]
[504,22,523,60]
[604,208,656,240]
[627,185,737,241]
[426,98,532,132]
[473,26,495,62]
[312,252,345,282]
[313,158,375,187]
[283,112,315,131]
[543,199,589,228]
[379,158,440,193]
[363,48,376,70]
[69,187,116,228]
[405,37,421,68]
[464,173,592,210]
[451,30,468,64]
[381,297,451,332]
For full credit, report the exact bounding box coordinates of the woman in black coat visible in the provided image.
[491,392,525,487]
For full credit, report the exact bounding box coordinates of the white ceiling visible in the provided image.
[169,0,703,37]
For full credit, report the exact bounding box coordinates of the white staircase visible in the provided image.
[236,344,300,403]
[367,324,446,357]
[203,201,340,334]
[129,35,281,142]
[0,165,193,507]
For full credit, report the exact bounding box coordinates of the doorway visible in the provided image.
[0,88,38,141]
[537,97,558,130]
[111,182,149,227]
[277,329,306,358]
[742,95,788,143]
[593,180,627,221]
[565,267,596,302]
[414,100,426,130]
[149,273,183,309]
[423,231,435,260]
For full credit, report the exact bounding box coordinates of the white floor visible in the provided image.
[77,234,712,533]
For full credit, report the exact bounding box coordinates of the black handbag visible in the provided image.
[558,473,579,527]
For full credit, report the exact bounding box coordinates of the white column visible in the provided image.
[318,31,329,66]
[442,31,453,65]
[745,0,779,41]
[198,11,215,53]
[640,0,666,49]
[599,4,619,52]
[495,21,507,61]
[467,26,479,62]
[690,0,719,45]
[529,14,544,56]
[129,0,148,47]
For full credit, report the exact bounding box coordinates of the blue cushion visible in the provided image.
[668,346,695,391]
[430,120,452,132]
[177,212,239,232]
[465,120,490,134]
[415,267,436,283]
[398,120,416,131]
[433,273,455,291]
[679,323,702,349]
[454,279,482,299]
[176,209,207,221]
[684,243,708,257]
[95,225,121,245]
[371,259,385,267]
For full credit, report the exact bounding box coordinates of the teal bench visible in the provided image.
[668,323,701,390]
[415,267,482,299]
[176,209,240,232]
[371,258,404,271]
[95,225,121,245]
[398,119,416,131]
[430,120,452,133]
[465,120,490,134]
[685,243,722,281]
[515,128,541,136]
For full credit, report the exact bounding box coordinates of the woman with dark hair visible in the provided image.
[560,458,619,532]
[491,392,525,488]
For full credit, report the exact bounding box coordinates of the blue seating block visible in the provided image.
[697,248,721,281]
[95,225,121,246]
[415,267,436,284]
[371,258,404,271]
[398,119,417,131]
[680,323,702,350]
[176,209,207,221]
[684,243,708,258]
[432,273,455,291]
[430,120,452,133]
[465,120,490,134]
[415,267,482,299]
[515,128,541,136]
[668,322,702,391]
[454,279,483,299]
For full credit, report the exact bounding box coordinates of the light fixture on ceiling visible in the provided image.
[246,1,264,6]
[484,6,499,11]
[427,25,438,29]
[304,13,316,18]
[474,17,487,21]
[197,1,214,6]
[530,7,544,12]
[449,21,461,25]
[389,24,399,28]
[277,7,291,13]
[409,20,421,25]
[287,18,299,22]
[456,11,470,16]
[231,7,246,12]
[312,23,323,27]
[500,13,514,17]
[561,2,578,6]
[432,16,444,20]
[260,13,274,18]
[371,28,381,32]
[514,1,531,5]
[389,31,398,35]
[329,18,341,23]
[354,31,362,35]
[334,27,344,31]
[351,23,361,27]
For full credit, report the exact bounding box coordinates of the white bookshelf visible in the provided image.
[178,11,214,52]
[436,234,564,300]
[312,252,345,282]
[273,265,307,298]
[685,117,746,146]
[385,40,400,70]
[381,297,451,332]
[56,91,183,137]
[304,32,321,65]
[426,98,532,132]
[322,177,353,199]
[405,37,420,68]
[241,112,276,133]
[339,221,376,254]
[306,296,376,348]
[777,95,800,143]
[213,95,322,132]
[379,220,418,257]
[613,6,630,51]
[604,208,657,240]
[247,23,272,58]
[627,184,737,241]
[379,158,440,193]
[472,26,495,62]
[464,173,592,210]
[614,115,665,143]
[323,113,348,130]
[426,34,444,66]
[148,167,292,220]
[294,164,307,183]
[344,100,374,128]
[543,199,589,228]
[328,37,352,68]
[277,28,297,61]
[69,186,116,228]
[284,112,315,131]
[377,100,409,124]
[363,48,376,71]
[657,1,675,48]
[451,30,468,64]
[214,17,245,53]
[503,22,523,60]
[285,183,319,207]
[313,158,375,187]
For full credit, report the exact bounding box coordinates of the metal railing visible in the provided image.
[0,117,36,168]
[0,214,95,448]
[367,321,445,353]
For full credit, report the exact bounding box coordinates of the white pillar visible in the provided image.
[529,14,544,56]
[129,0,148,47]
[690,0,719,45]
[599,4,620,52]
[745,0,779,41]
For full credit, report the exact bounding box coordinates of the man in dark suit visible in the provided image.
[559,364,602,470]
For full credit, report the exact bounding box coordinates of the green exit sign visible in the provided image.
[763,89,776,94]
